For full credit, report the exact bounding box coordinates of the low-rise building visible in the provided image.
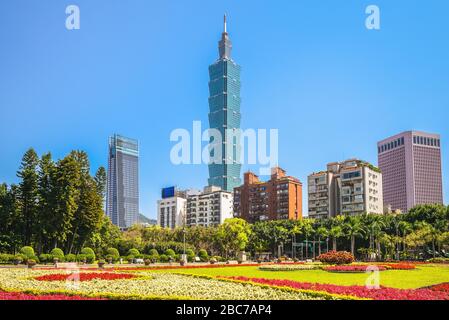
[308,159,383,219]
[157,187,200,229]
[186,186,233,227]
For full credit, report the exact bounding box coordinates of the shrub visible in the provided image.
[27,259,37,268]
[159,254,168,262]
[144,241,193,255]
[65,254,77,262]
[316,251,355,265]
[198,249,209,262]
[50,248,65,261]
[0,253,16,264]
[14,255,24,264]
[38,254,51,264]
[427,257,449,264]
[98,259,106,268]
[128,248,140,257]
[148,249,159,257]
[186,249,195,262]
[81,248,96,263]
[165,249,175,257]
[77,254,87,263]
[20,246,35,258]
[106,248,120,261]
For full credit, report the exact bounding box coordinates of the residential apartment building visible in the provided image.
[308,159,383,219]
[234,167,303,223]
[157,187,199,229]
[106,134,139,229]
[377,131,443,213]
[186,186,233,227]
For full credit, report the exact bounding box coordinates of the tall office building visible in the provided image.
[308,159,383,219]
[207,15,242,192]
[234,167,303,223]
[377,131,443,213]
[106,134,139,229]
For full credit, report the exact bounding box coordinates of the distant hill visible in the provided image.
[137,213,157,225]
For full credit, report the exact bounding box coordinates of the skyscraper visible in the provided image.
[106,134,139,229]
[377,131,443,213]
[207,15,242,192]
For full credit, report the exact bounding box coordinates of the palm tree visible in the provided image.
[364,214,385,261]
[329,226,343,251]
[290,221,302,260]
[316,227,328,256]
[345,217,365,256]
[301,219,314,259]
[398,220,412,259]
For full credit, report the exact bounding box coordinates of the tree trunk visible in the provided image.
[351,236,355,256]
[318,237,321,256]
[333,238,337,251]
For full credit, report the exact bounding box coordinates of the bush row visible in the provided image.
[1,247,219,264]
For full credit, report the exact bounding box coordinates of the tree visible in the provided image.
[301,219,315,259]
[94,166,107,204]
[51,155,81,248]
[0,184,21,252]
[215,218,251,259]
[16,148,39,246]
[66,151,104,254]
[36,153,55,253]
[329,226,343,251]
[345,217,365,256]
[315,226,328,255]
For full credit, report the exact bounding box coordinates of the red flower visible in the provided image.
[427,283,449,292]
[223,276,449,300]
[0,291,105,300]
[324,265,387,272]
[34,273,137,282]
[381,263,416,270]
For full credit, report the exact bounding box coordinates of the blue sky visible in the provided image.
[0,0,448,219]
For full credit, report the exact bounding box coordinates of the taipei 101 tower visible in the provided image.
[207,15,242,192]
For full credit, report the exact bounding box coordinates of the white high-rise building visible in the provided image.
[308,159,383,219]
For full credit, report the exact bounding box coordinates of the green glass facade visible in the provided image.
[208,17,242,192]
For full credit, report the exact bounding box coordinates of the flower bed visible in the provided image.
[34,272,138,282]
[0,269,328,300]
[223,276,449,300]
[381,263,416,270]
[0,290,105,300]
[324,265,387,273]
[426,283,449,292]
[259,265,320,271]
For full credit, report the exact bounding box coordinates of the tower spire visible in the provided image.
[224,14,227,33]
[218,14,232,59]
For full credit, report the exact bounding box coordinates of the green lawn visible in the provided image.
[160,264,449,289]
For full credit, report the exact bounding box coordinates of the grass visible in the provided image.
[157,264,449,289]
